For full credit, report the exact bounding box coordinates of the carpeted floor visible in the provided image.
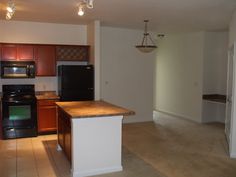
[92,147,166,177]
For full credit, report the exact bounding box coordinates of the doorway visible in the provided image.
[226,43,236,157]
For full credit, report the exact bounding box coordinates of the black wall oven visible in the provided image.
[2,85,37,139]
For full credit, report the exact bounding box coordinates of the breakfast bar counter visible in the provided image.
[56,100,134,177]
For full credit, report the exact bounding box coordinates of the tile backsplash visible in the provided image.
[0,77,57,92]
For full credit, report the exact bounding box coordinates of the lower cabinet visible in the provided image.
[58,107,71,162]
[37,99,58,134]
[0,101,2,139]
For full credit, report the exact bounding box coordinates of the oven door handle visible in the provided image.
[3,100,35,104]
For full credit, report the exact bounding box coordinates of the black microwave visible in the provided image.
[1,61,35,78]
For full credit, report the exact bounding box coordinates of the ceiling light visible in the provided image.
[6,12,13,20]
[7,6,13,13]
[6,1,15,20]
[136,20,157,53]
[86,0,94,9]
[77,0,94,16]
[78,5,85,16]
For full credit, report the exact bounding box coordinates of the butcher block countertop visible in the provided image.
[36,91,60,100]
[56,100,135,118]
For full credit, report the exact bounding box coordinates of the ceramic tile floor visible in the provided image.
[1,116,236,177]
[0,135,71,177]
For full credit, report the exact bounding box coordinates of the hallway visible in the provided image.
[123,115,236,177]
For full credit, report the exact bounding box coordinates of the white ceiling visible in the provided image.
[0,0,236,32]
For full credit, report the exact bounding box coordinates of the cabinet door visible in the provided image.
[37,99,58,133]
[17,45,34,61]
[0,101,2,139]
[58,110,64,149]
[1,44,17,61]
[34,45,56,76]
[64,122,71,161]
[0,44,2,60]
[38,105,57,133]
[57,108,71,162]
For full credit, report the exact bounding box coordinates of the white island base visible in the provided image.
[56,101,134,177]
[58,115,124,177]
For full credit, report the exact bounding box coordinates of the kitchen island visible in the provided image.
[56,101,134,177]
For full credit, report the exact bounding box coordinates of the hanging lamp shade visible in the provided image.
[136,20,157,53]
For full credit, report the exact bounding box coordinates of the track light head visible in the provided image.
[77,0,94,16]
[6,1,15,20]
[78,5,85,16]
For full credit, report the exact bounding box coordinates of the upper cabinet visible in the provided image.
[17,45,34,61]
[34,45,56,76]
[1,44,17,61]
[1,44,34,61]
[0,43,90,77]
[56,45,89,61]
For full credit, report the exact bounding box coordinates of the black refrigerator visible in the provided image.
[58,65,94,101]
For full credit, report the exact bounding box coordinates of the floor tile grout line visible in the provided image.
[31,138,40,177]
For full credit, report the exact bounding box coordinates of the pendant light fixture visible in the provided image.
[136,20,157,53]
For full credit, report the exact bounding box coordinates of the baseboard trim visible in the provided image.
[230,152,236,158]
[153,109,201,123]
[72,166,123,177]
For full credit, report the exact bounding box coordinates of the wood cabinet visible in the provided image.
[1,44,34,61]
[1,44,17,60]
[34,45,56,76]
[57,107,71,162]
[17,45,34,61]
[0,44,1,60]
[0,101,2,140]
[0,43,90,77]
[37,99,58,134]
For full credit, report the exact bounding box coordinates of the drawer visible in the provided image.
[37,99,59,106]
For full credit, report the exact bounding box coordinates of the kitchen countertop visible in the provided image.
[36,91,60,100]
[56,100,135,118]
[202,94,226,103]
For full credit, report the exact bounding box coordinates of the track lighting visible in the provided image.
[6,1,15,20]
[86,0,94,9]
[78,0,94,16]
[78,5,85,16]
[7,6,14,13]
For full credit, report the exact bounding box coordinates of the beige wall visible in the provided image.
[229,10,236,46]
[0,77,56,92]
[202,32,228,95]
[154,32,204,123]
[87,21,101,100]
[100,26,155,123]
[229,10,236,157]
[201,31,228,123]
[154,31,228,123]
[0,20,87,92]
[0,20,87,44]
